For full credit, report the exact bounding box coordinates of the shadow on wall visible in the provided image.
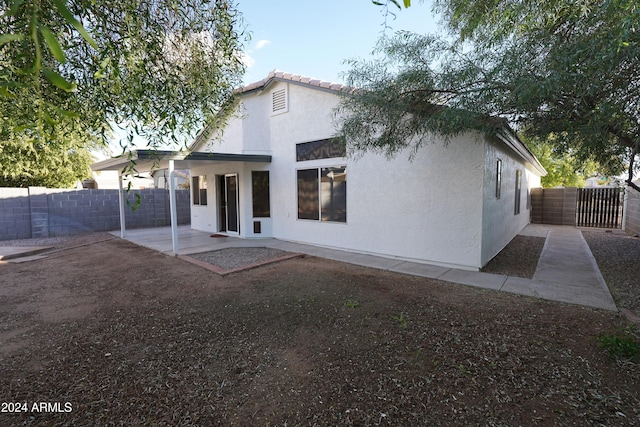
[0,187,191,241]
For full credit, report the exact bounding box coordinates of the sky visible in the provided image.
[102,1,443,158]
[238,0,442,85]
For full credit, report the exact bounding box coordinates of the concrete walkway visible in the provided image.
[0,246,52,262]
[106,224,617,312]
[0,225,616,311]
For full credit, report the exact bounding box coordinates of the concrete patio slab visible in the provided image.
[112,224,618,312]
[388,261,450,279]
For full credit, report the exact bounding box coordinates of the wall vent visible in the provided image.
[271,87,288,114]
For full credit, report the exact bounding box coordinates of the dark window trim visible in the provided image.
[296,166,347,223]
[496,159,502,199]
[297,168,320,220]
[192,175,207,206]
[515,170,522,215]
[296,138,346,162]
[251,170,270,218]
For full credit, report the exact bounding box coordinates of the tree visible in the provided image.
[341,0,639,189]
[524,135,598,188]
[0,120,100,187]
[1,0,247,187]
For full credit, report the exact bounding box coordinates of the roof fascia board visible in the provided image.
[241,76,349,97]
[185,152,271,163]
[91,150,271,172]
[90,151,141,172]
[495,129,547,176]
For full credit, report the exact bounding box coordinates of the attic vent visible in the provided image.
[271,87,288,114]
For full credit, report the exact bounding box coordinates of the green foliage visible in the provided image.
[525,135,599,188]
[1,0,247,187]
[392,312,408,329]
[0,121,100,187]
[343,0,639,184]
[372,0,412,8]
[345,299,359,308]
[600,331,640,363]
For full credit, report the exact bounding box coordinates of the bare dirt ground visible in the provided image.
[481,235,546,279]
[583,230,640,315]
[0,233,639,426]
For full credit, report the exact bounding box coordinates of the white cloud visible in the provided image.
[241,52,255,68]
[255,39,271,50]
[240,40,269,69]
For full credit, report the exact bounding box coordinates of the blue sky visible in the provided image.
[102,1,442,157]
[239,1,442,85]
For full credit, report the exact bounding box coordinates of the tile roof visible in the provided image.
[240,69,352,94]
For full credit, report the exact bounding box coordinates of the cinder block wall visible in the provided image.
[625,187,640,235]
[0,188,32,240]
[0,187,191,240]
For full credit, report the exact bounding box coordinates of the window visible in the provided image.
[321,167,347,222]
[496,159,502,199]
[252,171,270,217]
[297,169,319,220]
[192,175,207,205]
[271,87,288,115]
[297,166,347,222]
[296,138,346,161]
[514,170,522,215]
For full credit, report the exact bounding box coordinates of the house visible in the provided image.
[584,176,623,188]
[184,70,546,270]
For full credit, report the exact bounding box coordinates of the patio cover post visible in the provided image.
[117,172,126,238]
[168,159,179,256]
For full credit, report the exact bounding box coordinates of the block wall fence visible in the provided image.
[0,187,190,241]
[625,187,640,235]
[531,186,639,232]
[530,187,578,226]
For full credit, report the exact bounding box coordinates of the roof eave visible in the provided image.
[495,128,547,176]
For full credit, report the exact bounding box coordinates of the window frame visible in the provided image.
[251,170,270,218]
[296,138,346,162]
[296,168,320,220]
[192,175,207,206]
[514,169,522,215]
[296,166,347,223]
[496,159,502,199]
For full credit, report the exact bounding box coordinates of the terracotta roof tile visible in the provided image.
[238,70,351,94]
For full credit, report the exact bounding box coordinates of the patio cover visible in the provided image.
[91,150,271,255]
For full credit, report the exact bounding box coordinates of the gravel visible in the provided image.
[481,235,546,278]
[582,229,640,314]
[0,233,113,249]
[0,236,71,247]
[188,247,289,270]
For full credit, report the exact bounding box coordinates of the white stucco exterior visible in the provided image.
[187,71,545,270]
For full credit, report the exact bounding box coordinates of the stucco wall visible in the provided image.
[266,83,487,269]
[480,139,541,266]
[190,79,543,270]
[196,93,271,156]
[189,162,271,237]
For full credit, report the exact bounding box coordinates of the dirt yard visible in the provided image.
[1,234,639,426]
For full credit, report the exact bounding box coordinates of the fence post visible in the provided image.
[562,187,578,226]
[28,187,49,238]
[530,187,543,223]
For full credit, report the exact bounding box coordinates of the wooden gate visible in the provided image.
[576,188,624,228]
